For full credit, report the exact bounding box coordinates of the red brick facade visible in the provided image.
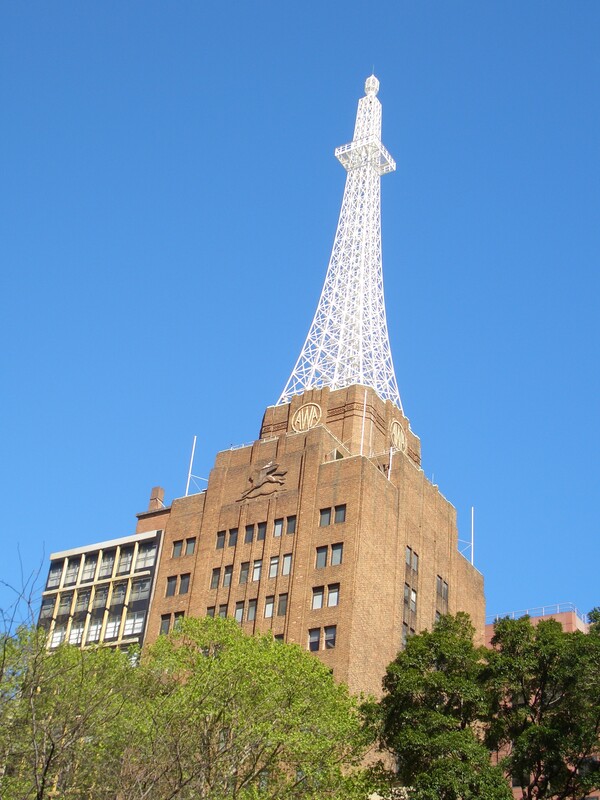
[142,384,485,697]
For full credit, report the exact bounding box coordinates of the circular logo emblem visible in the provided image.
[390,420,406,451]
[291,403,322,432]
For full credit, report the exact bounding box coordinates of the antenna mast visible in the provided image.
[278,76,402,410]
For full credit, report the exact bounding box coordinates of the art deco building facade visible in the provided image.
[141,384,483,697]
[39,76,485,697]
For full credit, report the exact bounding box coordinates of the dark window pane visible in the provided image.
[257,522,266,541]
[244,525,254,544]
[286,515,296,534]
[216,531,226,549]
[316,547,327,569]
[319,508,331,527]
[229,528,238,547]
[179,574,190,595]
[172,540,183,558]
[324,625,337,649]
[331,543,343,566]
[334,504,346,523]
[160,615,171,635]
[185,538,196,556]
[210,568,220,589]
[166,576,177,597]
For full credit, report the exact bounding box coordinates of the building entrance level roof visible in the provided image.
[278,76,402,411]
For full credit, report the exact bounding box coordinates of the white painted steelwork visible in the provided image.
[278,75,402,410]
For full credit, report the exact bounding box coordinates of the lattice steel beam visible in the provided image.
[278,75,402,410]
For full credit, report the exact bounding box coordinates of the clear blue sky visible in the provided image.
[2,2,599,623]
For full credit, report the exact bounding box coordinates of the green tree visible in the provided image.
[378,613,512,800]
[485,616,600,800]
[0,626,138,800]
[120,616,372,800]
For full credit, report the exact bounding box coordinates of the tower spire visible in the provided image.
[278,76,402,411]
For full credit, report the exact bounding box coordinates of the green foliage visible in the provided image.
[122,616,371,799]
[378,613,511,800]
[486,616,600,800]
[378,612,600,800]
[0,618,373,800]
[0,626,138,799]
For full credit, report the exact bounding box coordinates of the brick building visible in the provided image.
[141,384,484,696]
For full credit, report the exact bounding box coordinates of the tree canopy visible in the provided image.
[0,617,373,800]
[377,612,600,800]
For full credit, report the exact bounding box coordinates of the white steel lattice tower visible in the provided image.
[278,75,402,411]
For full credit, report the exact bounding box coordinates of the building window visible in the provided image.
[269,556,279,578]
[64,558,80,586]
[75,591,91,612]
[123,611,145,637]
[273,518,283,538]
[206,606,215,618]
[216,531,226,549]
[222,566,232,588]
[315,547,327,569]
[334,504,346,524]
[319,508,331,527]
[229,528,238,547]
[111,583,127,606]
[252,559,262,582]
[257,522,267,541]
[324,625,337,649]
[265,596,274,618]
[104,615,121,640]
[274,634,284,642]
[277,593,288,617]
[81,556,97,582]
[92,587,108,609]
[160,614,171,635]
[247,599,257,622]
[87,620,101,643]
[136,542,156,569]
[286,515,296,534]
[282,553,292,576]
[239,562,249,584]
[312,587,324,610]
[406,546,419,574]
[47,563,63,589]
[331,543,343,566]
[166,576,177,597]
[117,548,133,575]
[244,524,254,543]
[234,601,244,623]
[179,573,190,595]
[39,597,55,619]
[50,625,66,648]
[174,612,184,628]
[130,579,150,602]
[172,540,183,558]
[327,583,339,607]
[410,588,417,614]
[308,628,320,652]
[402,622,408,648]
[58,593,73,615]
[210,568,220,590]
[185,537,196,556]
[218,604,227,618]
[99,551,115,579]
